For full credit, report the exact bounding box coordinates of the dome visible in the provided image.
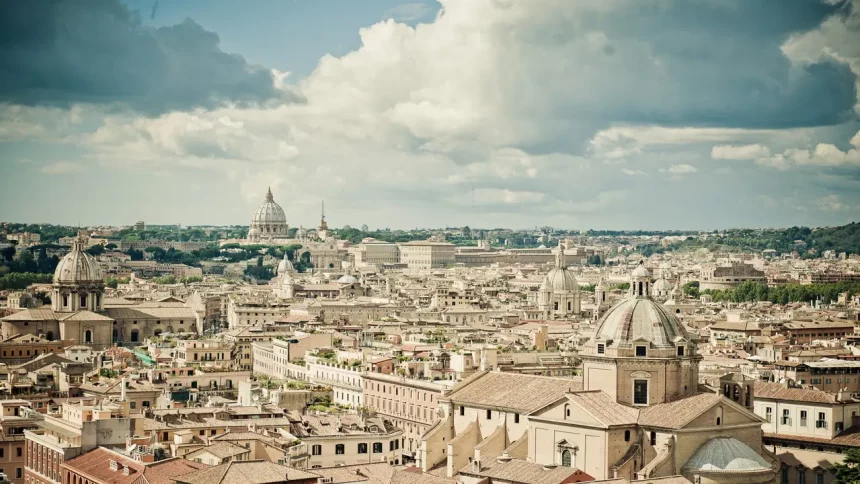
[631,261,651,278]
[337,274,359,284]
[593,297,688,348]
[683,437,771,473]
[54,239,104,284]
[277,255,294,275]
[251,188,287,225]
[540,267,579,293]
[653,278,672,291]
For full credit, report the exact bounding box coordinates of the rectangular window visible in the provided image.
[635,346,647,357]
[486,409,492,419]
[460,406,465,416]
[677,346,685,356]
[514,413,520,424]
[633,380,648,405]
[597,344,605,354]
[800,411,807,426]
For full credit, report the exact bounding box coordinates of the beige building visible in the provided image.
[251,333,333,380]
[362,372,450,462]
[350,239,400,268]
[422,262,779,484]
[398,241,455,270]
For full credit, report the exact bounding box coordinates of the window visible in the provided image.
[677,346,685,356]
[514,413,520,424]
[597,343,605,354]
[335,444,345,455]
[798,469,806,484]
[650,432,656,446]
[817,412,827,429]
[816,472,825,484]
[800,411,808,426]
[624,430,631,442]
[460,406,465,416]
[358,443,368,454]
[162,432,168,441]
[486,409,492,419]
[373,443,383,453]
[633,380,648,405]
[561,449,572,467]
[15,469,21,479]
[130,402,136,409]
[782,409,791,425]
[635,346,647,357]
[312,445,322,455]
[765,407,773,423]
[16,448,21,457]
[781,468,789,484]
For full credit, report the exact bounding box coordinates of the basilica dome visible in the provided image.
[337,274,359,284]
[252,188,287,225]
[54,239,104,284]
[248,188,288,243]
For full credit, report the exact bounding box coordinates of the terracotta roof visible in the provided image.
[638,393,762,429]
[765,429,860,447]
[175,460,319,484]
[186,441,250,459]
[62,447,145,484]
[445,371,582,413]
[754,382,838,404]
[565,391,639,426]
[140,458,210,484]
[593,477,692,484]
[460,458,593,484]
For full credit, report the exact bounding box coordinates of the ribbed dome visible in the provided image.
[540,267,579,293]
[252,190,287,224]
[54,241,104,284]
[683,437,771,473]
[594,297,688,348]
[277,255,294,275]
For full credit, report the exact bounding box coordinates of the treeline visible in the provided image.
[695,281,860,305]
[0,246,61,276]
[0,272,53,290]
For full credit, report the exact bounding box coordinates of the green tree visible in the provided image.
[682,281,700,298]
[833,448,860,484]
[587,254,602,266]
[153,275,177,284]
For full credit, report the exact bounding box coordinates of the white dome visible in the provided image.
[594,297,688,348]
[631,261,651,278]
[252,190,287,225]
[540,267,579,293]
[653,278,672,291]
[277,255,294,275]
[683,437,771,473]
[338,274,359,284]
[54,240,104,284]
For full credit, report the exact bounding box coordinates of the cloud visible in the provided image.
[816,194,851,211]
[0,0,295,114]
[622,168,647,176]
[383,3,433,22]
[667,164,698,174]
[711,144,772,160]
[41,161,83,175]
[711,129,860,169]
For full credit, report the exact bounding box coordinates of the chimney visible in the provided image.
[120,377,127,402]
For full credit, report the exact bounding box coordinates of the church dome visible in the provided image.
[653,278,672,291]
[277,255,294,275]
[594,297,688,348]
[54,239,104,284]
[252,188,287,225]
[683,437,772,473]
[540,267,579,293]
[337,274,359,284]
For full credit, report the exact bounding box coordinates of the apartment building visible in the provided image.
[362,372,451,461]
[306,355,363,408]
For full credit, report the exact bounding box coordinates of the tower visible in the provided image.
[317,200,329,239]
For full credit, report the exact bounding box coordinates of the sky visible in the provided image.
[0,0,859,231]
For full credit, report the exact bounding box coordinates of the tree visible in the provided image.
[153,275,177,284]
[126,249,144,261]
[105,243,118,250]
[682,281,700,299]
[833,448,860,484]
[463,226,472,238]
[86,244,105,256]
[587,254,602,266]
[0,246,15,263]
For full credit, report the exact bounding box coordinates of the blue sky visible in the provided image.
[0,0,858,230]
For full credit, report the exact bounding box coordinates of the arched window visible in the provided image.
[130,329,140,343]
[84,330,93,344]
[564,404,570,419]
[561,449,572,467]
[638,281,643,296]
[335,444,345,454]
[716,406,724,426]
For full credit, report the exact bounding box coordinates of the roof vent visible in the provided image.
[109,460,118,471]
[122,465,130,476]
[497,452,512,463]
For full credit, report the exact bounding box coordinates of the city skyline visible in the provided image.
[1,0,859,229]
